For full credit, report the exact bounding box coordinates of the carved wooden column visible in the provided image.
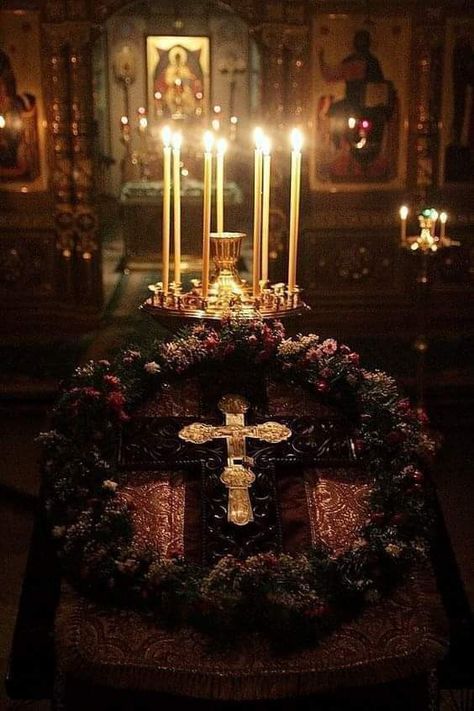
[409,13,444,200]
[42,1,101,314]
[258,25,287,126]
[254,23,309,126]
[283,26,309,125]
[250,18,310,281]
[68,25,102,305]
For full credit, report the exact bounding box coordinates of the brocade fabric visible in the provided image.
[55,379,448,701]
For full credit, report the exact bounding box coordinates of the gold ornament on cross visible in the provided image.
[178,394,291,526]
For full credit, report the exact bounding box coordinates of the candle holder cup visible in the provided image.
[142,231,309,324]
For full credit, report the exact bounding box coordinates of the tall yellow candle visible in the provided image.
[216,138,227,234]
[161,126,172,294]
[172,131,182,285]
[431,209,439,239]
[261,136,271,284]
[288,129,303,293]
[202,131,214,299]
[440,211,447,241]
[399,205,409,245]
[252,127,264,297]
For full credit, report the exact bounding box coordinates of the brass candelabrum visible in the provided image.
[142,231,309,322]
[401,209,460,414]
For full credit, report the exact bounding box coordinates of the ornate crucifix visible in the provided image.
[178,394,291,526]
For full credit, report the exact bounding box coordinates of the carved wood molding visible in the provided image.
[41,18,100,304]
[410,14,445,199]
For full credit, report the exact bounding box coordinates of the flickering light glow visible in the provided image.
[262,136,271,156]
[254,126,264,150]
[216,137,227,156]
[230,115,238,124]
[138,116,148,130]
[172,131,182,151]
[0,115,5,129]
[162,125,172,147]
[120,115,129,125]
[430,209,439,237]
[290,128,303,153]
[203,130,214,153]
[400,206,409,245]
[440,211,447,241]
[348,116,356,129]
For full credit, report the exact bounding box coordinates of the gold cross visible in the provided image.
[178,394,291,526]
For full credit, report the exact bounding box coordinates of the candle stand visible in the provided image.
[142,231,309,323]
[401,210,460,413]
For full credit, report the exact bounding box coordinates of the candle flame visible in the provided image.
[431,208,439,221]
[399,205,409,220]
[0,115,5,129]
[217,137,227,155]
[162,126,172,147]
[262,136,271,156]
[290,128,303,152]
[440,211,447,224]
[203,130,214,153]
[172,131,182,150]
[254,126,264,150]
[120,115,129,125]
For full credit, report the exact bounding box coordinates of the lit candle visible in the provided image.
[120,115,130,141]
[172,131,182,285]
[253,127,264,296]
[216,138,227,234]
[261,136,271,284]
[431,209,439,238]
[161,126,172,293]
[202,131,214,299]
[137,106,147,133]
[399,205,409,245]
[288,129,303,293]
[440,211,447,241]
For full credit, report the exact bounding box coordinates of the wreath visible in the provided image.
[40,320,435,648]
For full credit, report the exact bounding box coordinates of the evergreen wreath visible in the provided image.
[40,320,435,648]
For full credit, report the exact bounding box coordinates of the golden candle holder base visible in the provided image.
[141,231,310,323]
[402,234,460,253]
[401,211,460,253]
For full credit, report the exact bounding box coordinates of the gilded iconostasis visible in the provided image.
[0,0,473,337]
